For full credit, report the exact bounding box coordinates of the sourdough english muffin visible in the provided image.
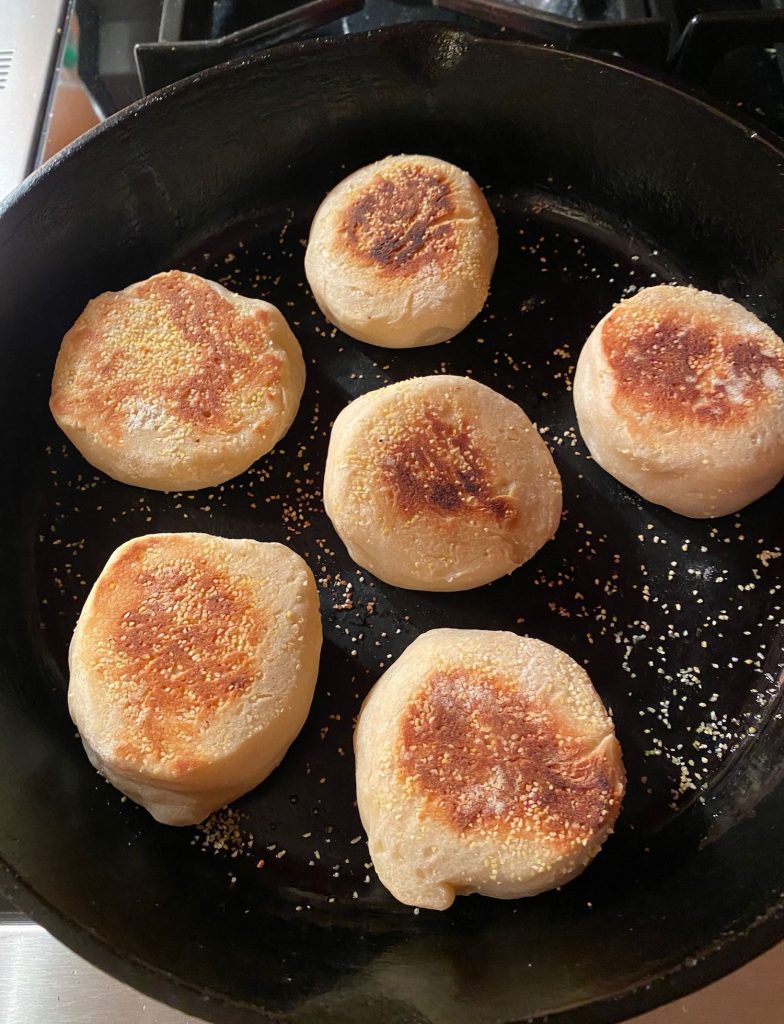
[574,285,784,517]
[68,533,322,826]
[355,629,625,910]
[323,375,562,591]
[50,270,305,491]
[304,155,498,347]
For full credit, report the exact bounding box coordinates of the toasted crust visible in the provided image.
[50,271,305,491]
[323,376,562,591]
[574,286,784,517]
[399,669,616,849]
[382,406,517,523]
[340,162,457,276]
[304,155,498,348]
[68,533,322,825]
[602,285,784,425]
[355,629,625,910]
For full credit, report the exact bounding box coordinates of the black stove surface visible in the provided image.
[67,0,783,138]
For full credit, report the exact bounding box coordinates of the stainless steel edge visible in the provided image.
[0,914,203,1023]
[0,0,69,199]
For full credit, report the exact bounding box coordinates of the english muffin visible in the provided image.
[355,628,625,910]
[68,532,322,826]
[574,285,784,517]
[304,155,498,348]
[50,270,306,491]
[323,375,562,591]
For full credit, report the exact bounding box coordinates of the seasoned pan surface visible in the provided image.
[1,25,783,1024]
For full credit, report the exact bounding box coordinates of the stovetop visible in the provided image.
[74,0,784,131]
[1,0,782,201]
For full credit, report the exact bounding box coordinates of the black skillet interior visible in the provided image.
[0,23,783,1024]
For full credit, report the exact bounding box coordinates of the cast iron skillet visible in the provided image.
[0,23,782,1024]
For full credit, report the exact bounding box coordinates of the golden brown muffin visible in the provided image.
[68,533,322,825]
[50,270,305,491]
[323,375,562,590]
[355,629,625,910]
[304,155,498,347]
[574,285,784,517]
